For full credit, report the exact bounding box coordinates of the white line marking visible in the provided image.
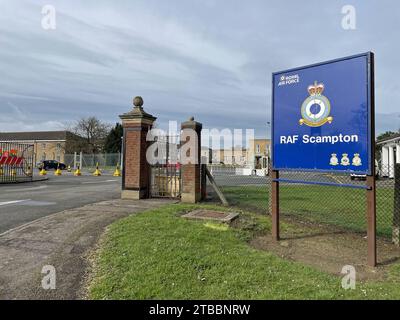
[19,200,56,206]
[0,199,31,206]
[81,180,118,184]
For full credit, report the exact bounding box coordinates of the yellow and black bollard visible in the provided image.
[93,162,101,176]
[74,165,82,176]
[54,163,62,176]
[39,167,47,176]
[113,165,121,177]
[67,165,72,172]
[0,166,3,176]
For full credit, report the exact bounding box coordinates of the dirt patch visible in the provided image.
[182,209,239,222]
[250,217,400,281]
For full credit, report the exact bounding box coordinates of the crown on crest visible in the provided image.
[308,81,324,96]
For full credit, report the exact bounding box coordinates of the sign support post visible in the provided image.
[271,170,280,241]
[366,175,376,267]
[367,53,376,267]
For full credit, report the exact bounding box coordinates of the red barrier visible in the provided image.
[0,151,24,166]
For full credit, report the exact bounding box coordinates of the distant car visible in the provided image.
[350,160,380,180]
[38,160,67,170]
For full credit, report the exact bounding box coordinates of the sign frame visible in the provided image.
[270,52,376,267]
[271,52,374,175]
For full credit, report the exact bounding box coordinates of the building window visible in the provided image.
[42,143,46,149]
[42,153,46,161]
[56,143,62,151]
[256,144,260,153]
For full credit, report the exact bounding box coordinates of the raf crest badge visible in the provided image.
[299,81,333,127]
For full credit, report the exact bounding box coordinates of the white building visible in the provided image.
[377,133,400,178]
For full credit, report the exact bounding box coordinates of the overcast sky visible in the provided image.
[1,0,399,138]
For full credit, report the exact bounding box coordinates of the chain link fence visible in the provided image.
[64,153,121,172]
[206,162,398,241]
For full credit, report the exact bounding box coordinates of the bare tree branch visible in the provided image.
[66,117,111,154]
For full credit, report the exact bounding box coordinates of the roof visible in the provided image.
[377,132,400,145]
[0,131,73,142]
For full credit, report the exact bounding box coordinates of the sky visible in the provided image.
[0,0,399,139]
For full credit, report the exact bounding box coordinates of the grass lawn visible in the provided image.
[89,203,400,299]
[220,185,395,237]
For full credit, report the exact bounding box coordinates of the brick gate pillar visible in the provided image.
[180,117,202,203]
[119,96,156,200]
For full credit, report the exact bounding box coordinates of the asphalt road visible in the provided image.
[0,175,121,234]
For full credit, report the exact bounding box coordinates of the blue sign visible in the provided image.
[272,53,373,174]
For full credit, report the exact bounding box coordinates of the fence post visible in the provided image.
[201,163,207,200]
[271,170,280,241]
[80,151,83,169]
[393,164,400,246]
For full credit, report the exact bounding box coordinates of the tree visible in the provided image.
[104,123,123,153]
[68,117,111,154]
[377,131,398,142]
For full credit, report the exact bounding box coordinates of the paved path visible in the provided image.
[0,198,175,299]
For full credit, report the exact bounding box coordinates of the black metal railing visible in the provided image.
[150,163,181,198]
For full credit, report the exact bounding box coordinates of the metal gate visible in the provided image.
[149,135,181,198]
[150,163,181,198]
[0,142,35,183]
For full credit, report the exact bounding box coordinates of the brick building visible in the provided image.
[247,138,271,170]
[214,148,247,165]
[0,131,81,163]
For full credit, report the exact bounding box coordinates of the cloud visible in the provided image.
[0,0,399,136]
[376,113,400,133]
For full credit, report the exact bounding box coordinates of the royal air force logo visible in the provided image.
[329,153,362,167]
[299,81,333,127]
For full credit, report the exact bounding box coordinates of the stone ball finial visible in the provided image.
[189,116,194,121]
[133,96,144,108]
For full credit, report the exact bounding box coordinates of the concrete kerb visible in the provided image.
[0,176,48,185]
